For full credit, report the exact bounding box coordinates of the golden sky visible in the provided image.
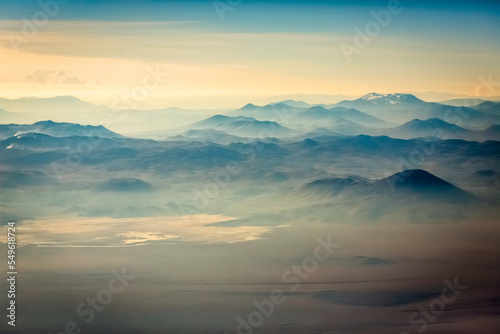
[1,1,499,109]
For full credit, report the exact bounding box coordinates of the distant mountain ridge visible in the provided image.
[2,94,500,143]
[382,118,500,141]
[271,100,311,108]
[226,101,390,131]
[168,129,249,144]
[0,132,122,151]
[186,114,296,138]
[0,120,123,140]
[335,93,500,127]
[471,101,500,115]
[0,96,109,113]
[296,106,388,127]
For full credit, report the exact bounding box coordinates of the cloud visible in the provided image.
[25,70,86,85]
[61,76,86,85]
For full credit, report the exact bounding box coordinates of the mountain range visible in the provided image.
[0,120,123,140]
[1,93,499,224]
[185,114,297,138]
[0,96,109,113]
[1,118,498,224]
[335,93,500,127]
[2,93,500,141]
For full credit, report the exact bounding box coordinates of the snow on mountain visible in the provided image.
[357,93,424,105]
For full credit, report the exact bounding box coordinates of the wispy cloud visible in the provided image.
[26,70,86,85]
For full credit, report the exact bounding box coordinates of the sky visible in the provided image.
[0,0,499,108]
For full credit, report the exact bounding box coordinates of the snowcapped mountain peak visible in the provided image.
[361,93,385,101]
[359,93,422,105]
